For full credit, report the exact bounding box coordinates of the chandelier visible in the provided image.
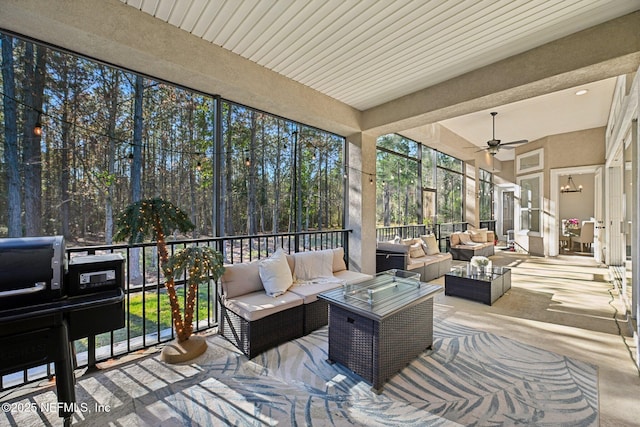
[560,175,582,193]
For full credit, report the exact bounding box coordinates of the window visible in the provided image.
[376,136,420,226]
[478,169,493,221]
[376,135,465,227]
[516,148,543,174]
[0,31,345,239]
[436,152,464,223]
[518,173,542,234]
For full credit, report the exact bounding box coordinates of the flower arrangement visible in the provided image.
[566,218,580,230]
[471,256,490,267]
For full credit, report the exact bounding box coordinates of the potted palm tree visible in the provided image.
[114,198,224,363]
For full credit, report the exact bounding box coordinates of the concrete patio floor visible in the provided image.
[1,250,638,426]
[431,251,639,427]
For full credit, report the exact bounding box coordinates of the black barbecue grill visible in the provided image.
[0,236,125,426]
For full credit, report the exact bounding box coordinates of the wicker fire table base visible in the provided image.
[326,297,435,393]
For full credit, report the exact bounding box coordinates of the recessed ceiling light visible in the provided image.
[575,89,588,96]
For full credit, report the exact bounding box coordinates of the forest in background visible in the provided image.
[0,32,345,244]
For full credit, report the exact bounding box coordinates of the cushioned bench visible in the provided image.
[218,247,371,358]
[376,234,452,282]
[448,228,495,261]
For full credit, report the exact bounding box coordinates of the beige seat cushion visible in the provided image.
[289,278,344,303]
[333,270,372,285]
[423,252,452,265]
[221,291,303,322]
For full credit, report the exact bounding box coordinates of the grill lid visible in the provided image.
[0,236,65,293]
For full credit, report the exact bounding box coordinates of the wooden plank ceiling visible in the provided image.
[120,0,639,111]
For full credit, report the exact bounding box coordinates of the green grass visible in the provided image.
[74,283,214,353]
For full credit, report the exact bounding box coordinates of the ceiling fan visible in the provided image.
[481,112,528,155]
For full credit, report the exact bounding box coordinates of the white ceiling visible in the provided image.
[439,77,618,159]
[120,0,640,157]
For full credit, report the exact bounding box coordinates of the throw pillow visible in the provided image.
[420,234,440,255]
[402,238,415,246]
[409,242,426,258]
[458,232,472,244]
[469,228,488,243]
[294,249,334,281]
[258,249,293,297]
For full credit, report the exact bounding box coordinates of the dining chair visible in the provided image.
[572,221,595,252]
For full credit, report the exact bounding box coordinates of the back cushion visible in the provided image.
[293,249,334,281]
[469,228,488,243]
[458,232,472,244]
[221,261,263,298]
[409,242,426,258]
[420,234,440,255]
[450,232,461,246]
[332,247,347,272]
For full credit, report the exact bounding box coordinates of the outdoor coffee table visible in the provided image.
[444,264,511,305]
[318,269,442,393]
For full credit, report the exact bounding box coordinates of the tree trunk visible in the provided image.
[272,121,282,233]
[383,181,391,226]
[1,35,22,237]
[246,111,257,235]
[22,42,47,236]
[104,71,119,244]
[222,104,233,236]
[152,225,189,342]
[129,75,144,284]
[59,58,71,239]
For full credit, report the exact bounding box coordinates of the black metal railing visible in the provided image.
[0,229,350,391]
[376,224,430,242]
[479,220,496,232]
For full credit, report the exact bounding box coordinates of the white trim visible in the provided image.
[516,148,544,174]
[517,172,543,237]
[549,165,602,257]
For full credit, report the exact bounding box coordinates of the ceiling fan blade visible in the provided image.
[501,139,528,146]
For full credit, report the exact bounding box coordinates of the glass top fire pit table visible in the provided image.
[318,269,443,393]
[444,264,511,305]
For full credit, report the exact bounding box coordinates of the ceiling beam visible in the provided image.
[361,11,640,136]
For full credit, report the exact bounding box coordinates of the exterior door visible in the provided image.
[593,167,605,263]
[502,191,515,236]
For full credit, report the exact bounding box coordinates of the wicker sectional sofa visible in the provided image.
[218,247,371,358]
[447,228,496,261]
[376,235,452,282]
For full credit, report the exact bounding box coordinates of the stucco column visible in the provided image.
[346,132,378,275]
